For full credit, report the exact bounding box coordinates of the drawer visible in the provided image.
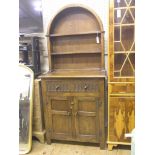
[46,80,70,92]
[46,80,100,92]
[109,83,134,94]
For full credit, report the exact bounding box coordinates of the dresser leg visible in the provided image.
[108,144,114,151]
[33,130,46,143]
[37,133,45,144]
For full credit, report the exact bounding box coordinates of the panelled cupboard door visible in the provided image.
[74,97,99,142]
[47,96,73,140]
[108,97,135,143]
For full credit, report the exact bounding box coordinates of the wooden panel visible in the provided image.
[51,99,70,111]
[53,53,101,70]
[75,97,99,142]
[46,79,99,92]
[51,7,100,34]
[108,97,135,143]
[78,100,96,112]
[33,117,42,132]
[47,97,72,139]
[52,115,71,134]
[33,79,44,132]
[78,116,96,135]
[52,35,101,53]
[109,83,134,94]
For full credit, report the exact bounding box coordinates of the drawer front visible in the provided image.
[46,80,100,92]
[109,83,135,94]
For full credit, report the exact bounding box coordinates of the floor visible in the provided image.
[27,139,131,155]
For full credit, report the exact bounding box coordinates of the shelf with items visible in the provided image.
[19,36,41,77]
[50,33,102,56]
[48,32,103,71]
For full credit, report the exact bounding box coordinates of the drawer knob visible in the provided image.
[55,85,60,90]
[84,85,88,90]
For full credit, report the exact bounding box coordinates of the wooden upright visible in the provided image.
[40,5,106,149]
[108,0,135,150]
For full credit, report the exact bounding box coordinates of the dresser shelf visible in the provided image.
[47,31,104,37]
[51,51,101,55]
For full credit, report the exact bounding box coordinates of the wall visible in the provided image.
[41,0,109,72]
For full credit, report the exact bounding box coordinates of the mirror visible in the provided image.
[19,64,34,154]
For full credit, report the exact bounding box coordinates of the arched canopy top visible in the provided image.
[47,4,104,35]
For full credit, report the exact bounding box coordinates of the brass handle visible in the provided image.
[69,106,73,116]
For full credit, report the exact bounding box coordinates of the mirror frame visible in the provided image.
[19,64,34,154]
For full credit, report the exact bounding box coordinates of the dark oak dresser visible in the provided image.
[40,4,106,149]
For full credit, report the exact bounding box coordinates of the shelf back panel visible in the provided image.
[50,7,100,34]
[53,53,101,70]
[51,34,101,53]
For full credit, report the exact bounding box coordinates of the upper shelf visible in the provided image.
[46,31,104,37]
[51,51,101,55]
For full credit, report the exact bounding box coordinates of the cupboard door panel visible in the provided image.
[75,97,99,142]
[47,96,72,139]
[108,97,135,143]
[52,114,71,134]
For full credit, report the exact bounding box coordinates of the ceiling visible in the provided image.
[19,0,44,34]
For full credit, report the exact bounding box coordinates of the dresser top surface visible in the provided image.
[40,69,106,79]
